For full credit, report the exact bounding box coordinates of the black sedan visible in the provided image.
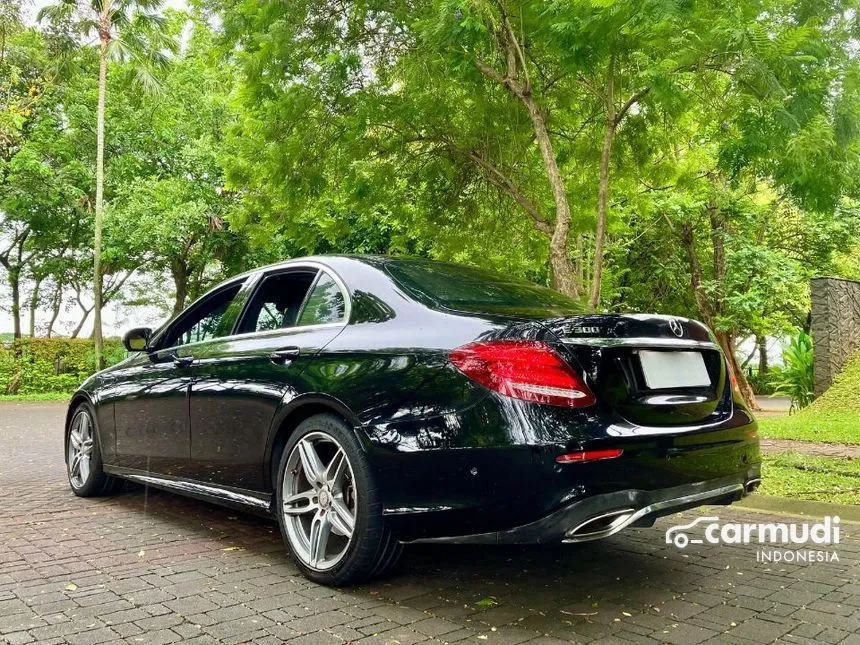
[65,256,761,585]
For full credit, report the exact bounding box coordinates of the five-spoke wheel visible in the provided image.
[276,413,402,585]
[65,403,117,497]
[67,409,95,489]
[282,432,357,570]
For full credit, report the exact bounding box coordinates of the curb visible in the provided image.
[735,493,860,523]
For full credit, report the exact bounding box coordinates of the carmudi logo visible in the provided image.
[665,516,840,564]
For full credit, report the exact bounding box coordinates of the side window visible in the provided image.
[165,284,242,349]
[238,270,318,334]
[296,273,346,326]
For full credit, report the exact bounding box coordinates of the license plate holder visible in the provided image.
[638,350,711,390]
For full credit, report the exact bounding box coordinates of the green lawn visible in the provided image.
[756,350,859,445]
[0,392,71,402]
[758,412,860,444]
[760,451,860,505]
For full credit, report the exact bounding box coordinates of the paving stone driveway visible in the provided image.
[1,402,859,645]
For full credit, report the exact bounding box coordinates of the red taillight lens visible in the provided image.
[556,448,623,464]
[449,340,596,407]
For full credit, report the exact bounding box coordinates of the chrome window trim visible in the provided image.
[235,261,352,333]
[561,337,719,350]
[152,261,351,356]
[151,277,251,354]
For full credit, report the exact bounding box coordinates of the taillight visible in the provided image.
[556,448,623,464]
[449,340,596,407]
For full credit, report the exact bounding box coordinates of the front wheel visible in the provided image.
[275,414,401,585]
[66,403,118,497]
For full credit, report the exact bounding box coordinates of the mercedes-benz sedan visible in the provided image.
[65,256,761,585]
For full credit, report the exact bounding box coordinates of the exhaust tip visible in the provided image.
[745,478,762,493]
[565,508,635,541]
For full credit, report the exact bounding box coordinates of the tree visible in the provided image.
[0,26,91,339]
[215,0,856,312]
[38,0,174,367]
[105,20,248,314]
[599,0,860,408]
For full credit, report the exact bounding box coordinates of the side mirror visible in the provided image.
[123,327,153,352]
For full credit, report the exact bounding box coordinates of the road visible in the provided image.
[1,402,858,644]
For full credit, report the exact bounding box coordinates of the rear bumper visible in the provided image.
[406,470,759,545]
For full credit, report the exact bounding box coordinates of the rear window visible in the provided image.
[384,260,587,316]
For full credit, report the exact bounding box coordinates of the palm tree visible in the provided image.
[38,0,173,368]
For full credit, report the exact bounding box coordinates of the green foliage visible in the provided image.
[770,332,815,412]
[746,366,782,396]
[2,1,860,390]
[0,338,126,395]
[761,452,860,506]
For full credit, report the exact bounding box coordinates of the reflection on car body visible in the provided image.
[63,255,761,585]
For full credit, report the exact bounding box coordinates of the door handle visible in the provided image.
[269,347,301,364]
[173,355,194,368]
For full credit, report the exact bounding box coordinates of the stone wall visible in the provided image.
[811,276,860,396]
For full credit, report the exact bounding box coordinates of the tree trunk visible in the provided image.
[522,98,578,298]
[93,40,108,369]
[679,217,758,410]
[46,283,62,338]
[28,276,42,337]
[589,71,616,308]
[473,26,579,298]
[171,260,189,315]
[70,308,92,339]
[757,336,768,375]
[716,331,758,410]
[8,266,21,339]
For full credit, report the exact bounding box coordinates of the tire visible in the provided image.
[275,413,401,586]
[66,403,119,497]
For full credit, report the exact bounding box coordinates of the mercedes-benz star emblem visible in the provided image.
[669,319,684,337]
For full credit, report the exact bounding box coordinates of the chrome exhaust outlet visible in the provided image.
[564,508,636,542]
[745,478,762,493]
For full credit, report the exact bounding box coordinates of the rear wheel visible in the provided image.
[275,413,401,585]
[66,403,118,497]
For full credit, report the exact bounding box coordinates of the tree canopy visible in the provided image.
[1,0,858,406]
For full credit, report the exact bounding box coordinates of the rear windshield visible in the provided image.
[384,260,588,316]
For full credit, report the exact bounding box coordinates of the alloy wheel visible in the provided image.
[68,410,94,488]
[282,431,357,571]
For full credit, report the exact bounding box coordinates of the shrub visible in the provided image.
[770,332,815,413]
[0,338,127,395]
[746,365,783,396]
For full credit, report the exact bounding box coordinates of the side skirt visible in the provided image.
[103,465,273,517]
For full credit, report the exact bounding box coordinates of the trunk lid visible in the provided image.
[542,314,729,426]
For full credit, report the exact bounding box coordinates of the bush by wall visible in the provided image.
[0,338,127,395]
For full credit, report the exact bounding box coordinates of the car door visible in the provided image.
[112,279,249,477]
[187,265,350,491]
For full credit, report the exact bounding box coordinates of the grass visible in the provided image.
[758,412,860,444]
[761,451,860,505]
[758,350,860,444]
[805,351,860,416]
[0,392,71,402]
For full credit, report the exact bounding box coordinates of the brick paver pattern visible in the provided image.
[1,402,859,644]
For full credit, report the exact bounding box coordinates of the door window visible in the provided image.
[163,284,242,349]
[238,270,319,334]
[296,272,346,326]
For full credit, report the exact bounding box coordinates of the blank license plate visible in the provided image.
[638,351,711,389]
